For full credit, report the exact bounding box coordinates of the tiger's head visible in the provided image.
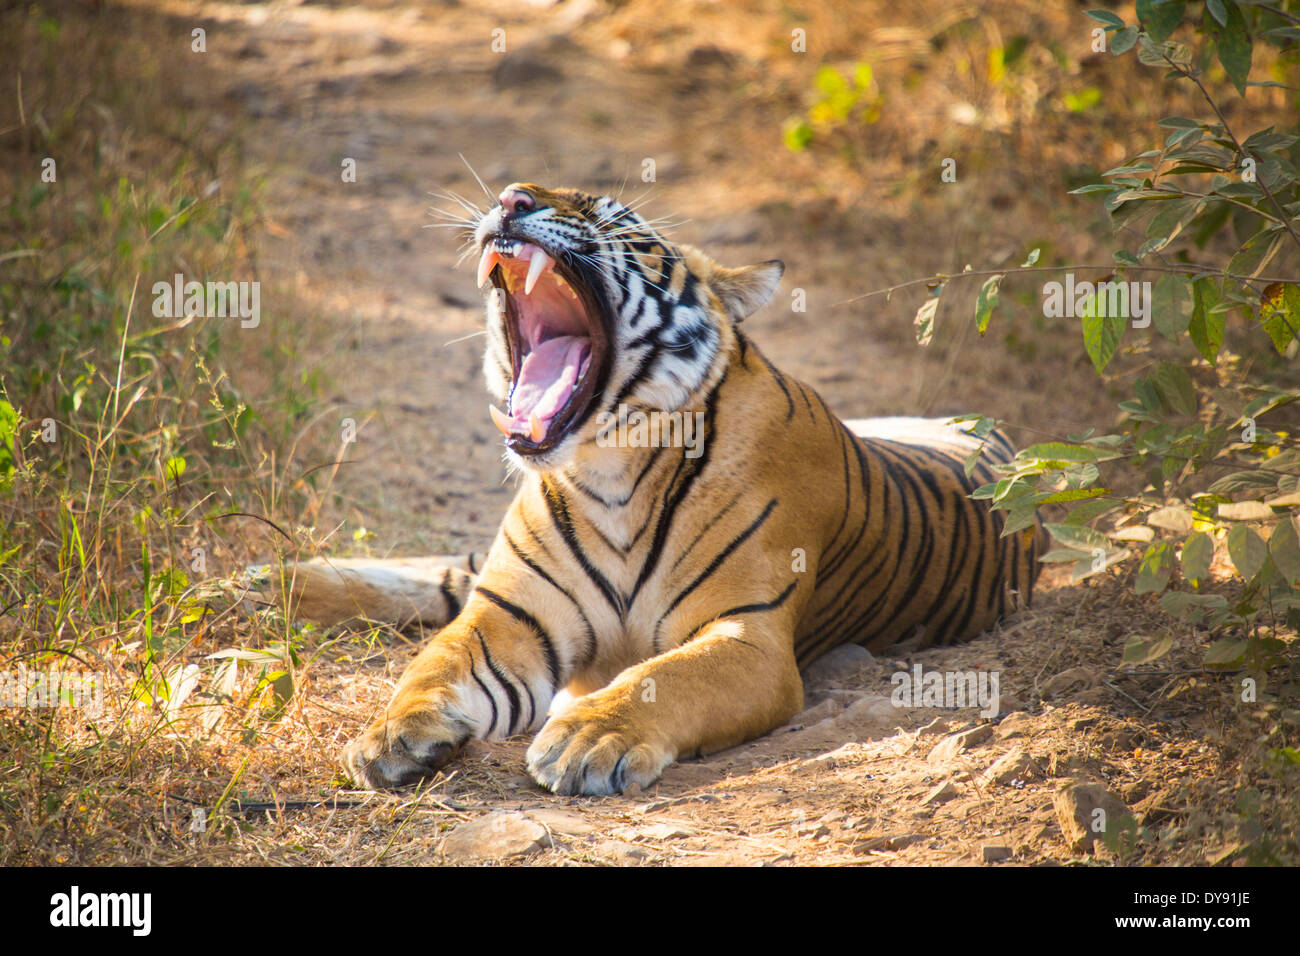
[472,182,783,471]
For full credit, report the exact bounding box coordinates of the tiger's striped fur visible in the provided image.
[277,183,1043,795]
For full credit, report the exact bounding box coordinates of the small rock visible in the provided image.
[927,724,993,763]
[918,715,956,737]
[641,793,720,813]
[980,747,1033,787]
[794,822,830,839]
[921,780,959,805]
[1051,782,1132,853]
[833,694,896,727]
[995,712,1036,740]
[803,643,873,684]
[1042,666,1099,697]
[982,844,1013,863]
[798,742,870,772]
[613,822,694,841]
[593,840,649,863]
[684,43,737,69]
[526,809,597,838]
[853,832,923,854]
[441,812,549,861]
[787,698,843,728]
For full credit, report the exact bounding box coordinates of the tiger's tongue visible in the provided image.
[508,335,591,437]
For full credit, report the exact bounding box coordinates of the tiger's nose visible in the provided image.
[499,188,535,216]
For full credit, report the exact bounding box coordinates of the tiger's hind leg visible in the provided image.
[246,554,483,630]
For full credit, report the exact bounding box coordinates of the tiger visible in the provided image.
[273,182,1045,796]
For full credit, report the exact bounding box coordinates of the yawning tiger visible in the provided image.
[274,183,1044,795]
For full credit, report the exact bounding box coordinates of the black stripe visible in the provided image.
[753,345,794,421]
[474,586,563,686]
[439,569,462,620]
[628,372,725,607]
[670,489,743,573]
[540,479,624,617]
[466,650,498,738]
[654,498,778,649]
[476,630,521,736]
[611,351,659,407]
[505,529,597,669]
[804,459,929,660]
[629,451,689,552]
[793,381,817,423]
[684,580,799,643]
[564,446,663,510]
[816,415,854,571]
[925,489,975,643]
[817,430,875,584]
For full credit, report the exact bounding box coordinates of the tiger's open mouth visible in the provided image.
[478,236,610,456]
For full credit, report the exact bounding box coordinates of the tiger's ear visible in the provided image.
[709,260,785,322]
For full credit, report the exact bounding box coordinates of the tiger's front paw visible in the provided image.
[526,703,674,796]
[343,704,470,790]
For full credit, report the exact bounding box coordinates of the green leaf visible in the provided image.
[1038,487,1111,504]
[1110,25,1140,54]
[1204,638,1247,668]
[1046,523,1111,553]
[1136,540,1175,594]
[1000,501,1042,537]
[1206,0,1227,27]
[1269,518,1300,585]
[1229,228,1284,283]
[1080,285,1126,373]
[1259,282,1300,355]
[1144,197,1201,253]
[1161,590,1229,623]
[1040,548,1093,564]
[1181,531,1214,585]
[1210,1,1253,97]
[1021,247,1041,267]
[1123,632,1174,665]
[1137,36,1192,67]
[1065,497,1121,526]
[165,456,187,481]
[1085,9,1125,28]
[1151,273,1191,342]
[1188,277,1224,364]
[975,274,1003,335]
[1227,524,1267,581]
[1021,442,1101,463]
[1136,0,1185,43]
[1208,471,1278,495]
[1152,360,1197,416]
[783,119,813,152]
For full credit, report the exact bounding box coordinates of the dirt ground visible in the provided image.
[60,0,1294,865]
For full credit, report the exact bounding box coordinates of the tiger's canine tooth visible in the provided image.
[477,247,501,289]
[529,411,547,442]
[489,404,513,436]
[524,248,553,295]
